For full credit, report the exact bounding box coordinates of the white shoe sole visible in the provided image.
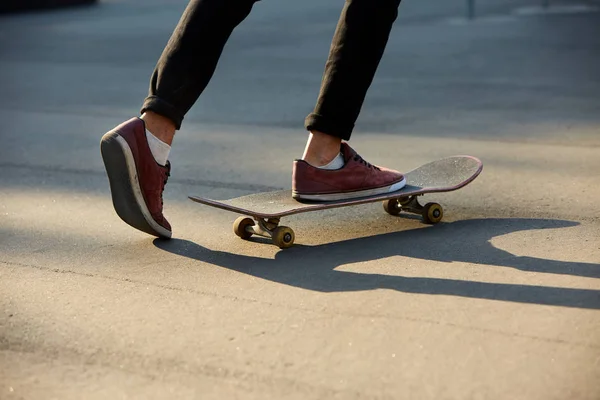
[293,177,406,202]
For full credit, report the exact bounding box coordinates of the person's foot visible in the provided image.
[100,118,172,238]
[292,143,406,201]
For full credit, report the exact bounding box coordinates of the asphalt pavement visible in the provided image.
[1,0,600,399]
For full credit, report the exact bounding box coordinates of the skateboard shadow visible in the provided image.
[153,218,600,310]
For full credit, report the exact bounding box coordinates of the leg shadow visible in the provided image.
[154,218,600,309]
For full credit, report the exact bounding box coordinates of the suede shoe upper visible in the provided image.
[292,143,404,196]
[114,118,171,232]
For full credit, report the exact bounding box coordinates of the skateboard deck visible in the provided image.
[189,155,483,248]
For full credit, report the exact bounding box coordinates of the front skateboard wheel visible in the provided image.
[233,216,254,239]
[422,203,443,224]
[272,226,295,249]
[383,199,402,216]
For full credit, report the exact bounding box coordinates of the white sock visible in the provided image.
[146,130,171,166]
[318,153,345,170]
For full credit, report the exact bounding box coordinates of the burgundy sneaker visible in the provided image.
[292,143,406,201]
[100,118,172,238]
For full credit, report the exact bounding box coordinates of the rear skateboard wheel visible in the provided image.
[423,203,443,224]
[383,199,402,216]
[272,226,295,249]
[233,216,254,239]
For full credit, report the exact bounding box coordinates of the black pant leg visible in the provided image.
[141,0,259,129]
[305,0,402,140]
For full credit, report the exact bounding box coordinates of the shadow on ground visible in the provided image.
[154,218,600,310]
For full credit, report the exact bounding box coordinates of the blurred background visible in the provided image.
[2,0,599,145]
[0,0,97,13]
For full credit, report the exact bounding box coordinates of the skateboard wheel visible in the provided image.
[272,226,295,249]
[423,203,443,224]
[233,216,254,239]
[383,199,402,216]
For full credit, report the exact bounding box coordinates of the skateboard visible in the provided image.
[189,155,483,249]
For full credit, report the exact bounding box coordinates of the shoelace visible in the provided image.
[353,154,381,171]
[160,167,170,207]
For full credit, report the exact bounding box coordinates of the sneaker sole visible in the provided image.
[100,132,171,239]
[293,177,407,202]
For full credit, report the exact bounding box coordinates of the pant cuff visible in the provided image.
[141,96,184,130]
[304,113,353,141]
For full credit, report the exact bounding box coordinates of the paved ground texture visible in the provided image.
[1,0,600,399]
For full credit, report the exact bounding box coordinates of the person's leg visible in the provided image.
[294,0,405,201]
[303,0,402,166]
[142,0,259,145]
[101,0,258,238]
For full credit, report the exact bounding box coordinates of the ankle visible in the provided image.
[302,131,342,167]
[141,111,176,145]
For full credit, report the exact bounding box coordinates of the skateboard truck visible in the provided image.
[232,196,443,249]
[233,216,295,249]
[383,195,444,224]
